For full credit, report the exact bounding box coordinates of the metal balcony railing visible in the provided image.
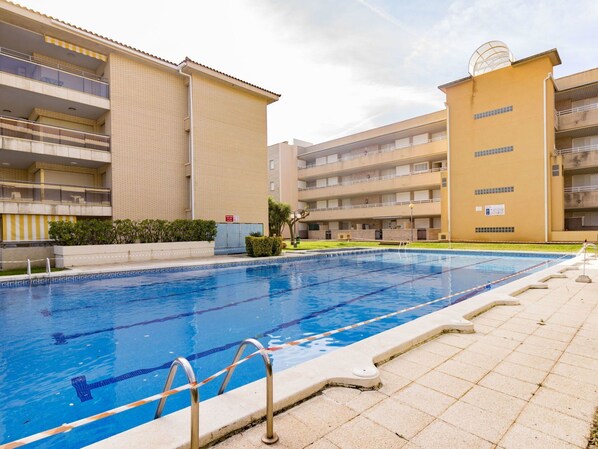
[0,115,110,152]
[0,47,109,98]
[556,103,598,116]
[299,136,447,170]
[564,185,598,193]
[555,144,598,156]
[311,198,440,212]
[0,180,111,206]
[299,167,443,191]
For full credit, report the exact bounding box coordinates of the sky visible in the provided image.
[12,0,598,145]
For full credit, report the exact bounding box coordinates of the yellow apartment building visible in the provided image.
[275,42,597,243]
[0,1,279,252]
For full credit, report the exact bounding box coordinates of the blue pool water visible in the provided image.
[0,250,566,448]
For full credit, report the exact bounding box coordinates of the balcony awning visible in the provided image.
[44,35,107,62]
[1,214,76,242]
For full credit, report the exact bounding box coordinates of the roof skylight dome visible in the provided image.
[468,41,514,76]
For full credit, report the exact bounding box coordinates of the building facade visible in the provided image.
[276,42,597,243]
[0,1,279,246]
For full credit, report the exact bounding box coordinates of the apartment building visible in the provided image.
[0,1,279,248]
[276,42,597,242]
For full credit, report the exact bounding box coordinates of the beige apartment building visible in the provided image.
[274,42,598,243]
[0,1,278,251]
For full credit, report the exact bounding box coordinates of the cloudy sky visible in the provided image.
[14,0,598,145]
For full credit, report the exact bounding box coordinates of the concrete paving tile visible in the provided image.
[289,395,358,438]
[435,359,489,383]
[525,334,569,351]
[460,385,526,420]
[542,373,598,402]
[363,397,434,439]
[434,332,478,349]
[516,403,590,447]
[567,341,598,359]
[559,351,598,371]
[506,349,556,371]
[530,386,596,422]
[322,387,361,405]
[212,432,259,449]
[439,400,514,443]
[305,438,340,449]
[466,340,515,358]
[493,360,547,385]
[398,347,450,368]
[552,362,598,386]
[498,423,581,449]
[415,370,474,399]
[345,389,387,413]
[243,413,314,449]
[514,341,563,361]
[470,315,505,327]
[477,333,521,350]
[488,328,528,342]
[381,357,431,381]
[472,323,494,334]
[452,348,502,370]
[478,371,538,401]
[325,416,408,449]
[411,419,493,449]
[391,383,455,417]
[533,327,575,343]
[498,320,539,335]
[419,340,462,358]
[378,369,412,396]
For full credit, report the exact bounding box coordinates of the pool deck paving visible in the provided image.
[210,259,598,449]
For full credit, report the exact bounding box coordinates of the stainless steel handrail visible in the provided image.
[218,338,278,444]
[154,357,199,449]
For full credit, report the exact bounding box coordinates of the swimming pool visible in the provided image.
[0,250,567,448]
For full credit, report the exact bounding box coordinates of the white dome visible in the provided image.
[468,41,514,76]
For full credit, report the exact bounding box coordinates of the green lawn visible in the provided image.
[284,240,582,253]
[0,267,67,277]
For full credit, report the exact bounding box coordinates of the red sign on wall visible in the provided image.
[225,215,234,222]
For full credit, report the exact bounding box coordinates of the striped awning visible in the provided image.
[1,215,76,242]
[44,35,107,62]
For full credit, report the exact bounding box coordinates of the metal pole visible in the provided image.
[27,259,31,284]
[46,258,51,276]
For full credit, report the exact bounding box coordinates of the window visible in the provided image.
[413,162,429,173]
[475,146,513,157]
[474,105,513,119]
[474,186,514,195]
[270,182,275,191]
[269,160,274,170]
[552,164,560,177]
[476,227,515,233]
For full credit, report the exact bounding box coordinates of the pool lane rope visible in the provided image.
[0,255,569,449]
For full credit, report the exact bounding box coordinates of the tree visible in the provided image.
[287,208,310,247]
[268,197,291,237]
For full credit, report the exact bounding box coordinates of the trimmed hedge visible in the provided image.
[49,219,217,246]
[245,236,283,257]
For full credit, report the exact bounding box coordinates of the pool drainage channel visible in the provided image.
[0,254,573,449]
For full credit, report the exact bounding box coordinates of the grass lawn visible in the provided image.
[0,267,67,277]
[284,240,583,253]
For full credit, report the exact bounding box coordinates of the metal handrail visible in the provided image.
[557,102,598,116]
[564,185,598,193]
[555,144,598,156]
[310,197,440,212]
[218,338,278,444]
[154,357,199,449]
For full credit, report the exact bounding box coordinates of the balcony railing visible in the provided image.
[311,198,440,212]
[564,185,598,193]
[556,103,598,116]
[0,180,111,206]
[555,144,598,156]
[300,168,443,191]
[299,136,447,170]
[0,115,110,152]
[0,47,109,98]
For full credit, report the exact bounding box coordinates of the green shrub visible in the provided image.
[49,218,217,246]
[245,236,256,257]
[271,237,283,256]
[245,236,283,257]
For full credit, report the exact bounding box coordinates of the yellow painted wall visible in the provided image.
[192,74,269,227]
[445,56,556,242]
[108,53,189,220]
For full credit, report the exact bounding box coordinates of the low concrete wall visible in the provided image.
[54,241,215,268]
[381,229,412,241]
[1,246,54,271]
[551,230,598,243]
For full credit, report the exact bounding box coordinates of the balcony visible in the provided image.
[299,137,447,179]
[306,198,441,222]
[557,103,598,131]
[564,185,598,210]
[0,180,111,216]
[556,144,598,171]
[298,169,442,202]
[0,47,109,98]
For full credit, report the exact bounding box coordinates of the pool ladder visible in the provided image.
[153,338,278,449]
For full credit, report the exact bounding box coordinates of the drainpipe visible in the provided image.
[445,102,452,244]
[543,73,554,242]
[179,64,195,219]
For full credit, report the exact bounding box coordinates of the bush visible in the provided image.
[245,236,283,257]
[49,218,217,246]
